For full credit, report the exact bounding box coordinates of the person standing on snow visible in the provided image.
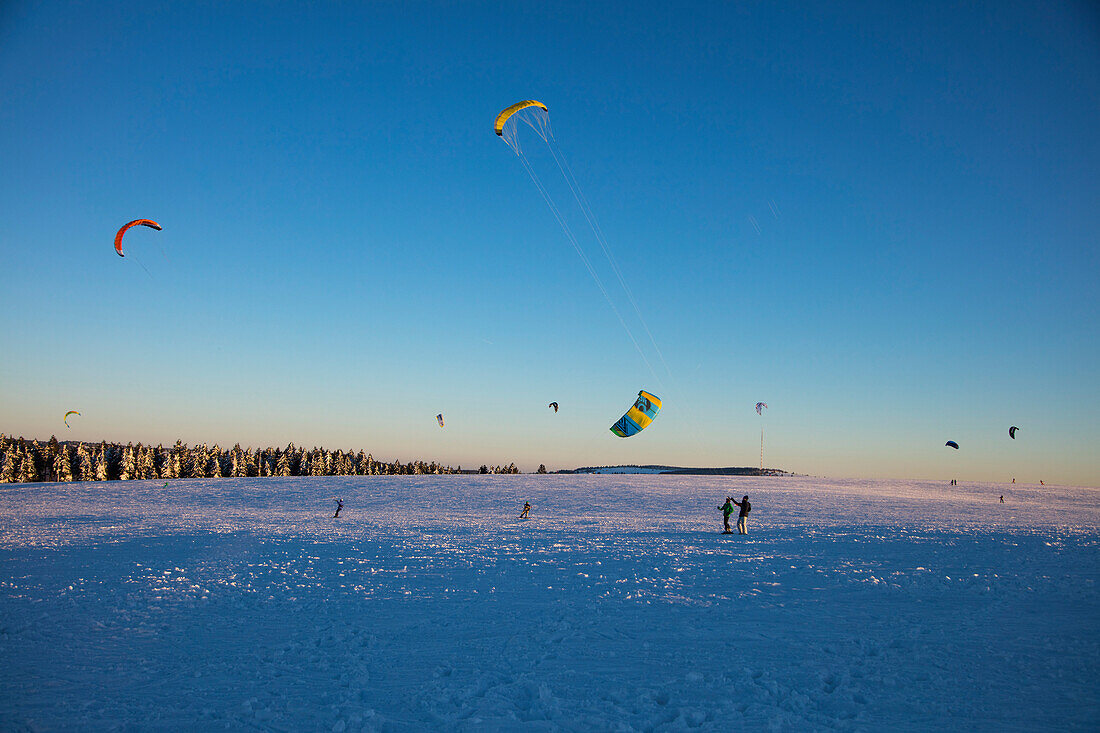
[719,496,735,533]
[731,495,751,534]
[333,499,343,518]
[519,502,531,519]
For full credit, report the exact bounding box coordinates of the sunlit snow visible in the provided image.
[1,475,1097,730]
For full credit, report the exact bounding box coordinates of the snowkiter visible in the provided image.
[333,499,343,518]
[519,502,530,519]
[1000,495,1004,503]
[719,497,735,533]
[731,495,751,534]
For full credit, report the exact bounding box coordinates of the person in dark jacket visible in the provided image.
[519,502,531,519]
[731,495,751,534]
[333,499,343,518]
[719,496,735,533]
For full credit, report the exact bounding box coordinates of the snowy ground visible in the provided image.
[1,475,1098,731]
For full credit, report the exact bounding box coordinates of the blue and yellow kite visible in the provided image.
[610,390,661,438]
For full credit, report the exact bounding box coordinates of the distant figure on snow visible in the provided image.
[1012,478,1016,484]
[719,496,735,533]
[333,499,343,518]
[1000,495,1004,503]
[1040,480,1044,486]
[519,502,531,519]
[731,495,752,535]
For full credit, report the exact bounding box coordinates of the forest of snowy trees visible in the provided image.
[0,434,521,484]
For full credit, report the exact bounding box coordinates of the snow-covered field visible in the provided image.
[1,475,1098,731]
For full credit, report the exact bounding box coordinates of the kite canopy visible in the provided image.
[1009,426,1019,439]
[63,410,80,428]
[494,100,548,136]
[610,390,661,438]
[114,219,162,257]
[549,402,559,413]
[436,413,445,428]
[945,441,959,449]
[755,402,768,415]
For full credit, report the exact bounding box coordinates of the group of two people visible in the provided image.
[720,495,751,534]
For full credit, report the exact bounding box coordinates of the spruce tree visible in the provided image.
[207,447,222,478]
[54,445,73,482]
[139,445,156,480]
[75,444,93,482]
[0,447,14,484]
[29,441,44,481]
[154,445,168,478]
[45,436,61,481]
[95,444,108,481]
[119,444,135,481]
[16,449,33,483]
[228,446,241,478]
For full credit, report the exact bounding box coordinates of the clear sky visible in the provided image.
[2,1,1098,484]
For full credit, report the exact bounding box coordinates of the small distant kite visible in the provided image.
[114,219,162,257]
[611,390,661,438]
[63,410,80,428]
[756,402,768,415]
[436,413,445,428]
[549,402,559,413]
[945,441,959,450]
[1009,426,1019,439]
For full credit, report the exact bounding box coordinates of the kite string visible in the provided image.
[514,149,662,385]
[520,111,670,381]
[543,137,672,380]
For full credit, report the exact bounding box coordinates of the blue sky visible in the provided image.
[1,1,1098,484]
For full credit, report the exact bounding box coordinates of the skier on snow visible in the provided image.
[519,502,531,519]
[333,499,343,518]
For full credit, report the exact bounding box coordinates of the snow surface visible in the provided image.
[1,475,1098,731]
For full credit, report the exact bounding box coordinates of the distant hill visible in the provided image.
[562,465,791,476]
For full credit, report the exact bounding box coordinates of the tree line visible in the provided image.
[0,434,522,483]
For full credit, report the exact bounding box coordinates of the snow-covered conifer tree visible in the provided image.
[139,445,156,480]
[119,443,135,481]
[54,445,73,482]
[95,444,108,481]
[16,449,34,483]
[207,446,222,478]
[0,447,13,484]
[73,444,91,481]
[187,445,205,479]
[228,446,241,478]
[154,445,168,478]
